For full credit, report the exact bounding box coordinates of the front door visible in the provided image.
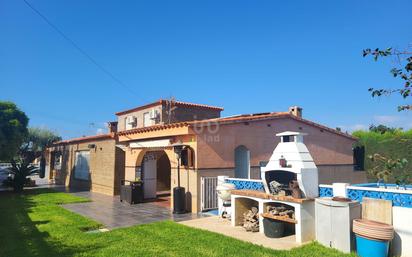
[142,154,157,199]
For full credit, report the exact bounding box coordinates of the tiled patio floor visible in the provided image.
[60,189,208,229]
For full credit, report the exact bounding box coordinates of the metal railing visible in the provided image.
[200,176,218,211]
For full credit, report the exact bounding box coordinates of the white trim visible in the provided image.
[130,139,171,148]
[319,184,333,188]
[320,183,412,194]
[226,178,263,183]
[276,131,307,137]
[347,185,412,194]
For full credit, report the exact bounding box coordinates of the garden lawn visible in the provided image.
[0,189,356,257]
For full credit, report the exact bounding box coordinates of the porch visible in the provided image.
[60,189,207,229]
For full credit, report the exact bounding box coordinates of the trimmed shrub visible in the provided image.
[352,129,412,183]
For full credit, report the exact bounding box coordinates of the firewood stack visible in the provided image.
[242,207,259,232]
[266,205,295,219]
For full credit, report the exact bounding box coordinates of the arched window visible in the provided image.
[234,145,250,179]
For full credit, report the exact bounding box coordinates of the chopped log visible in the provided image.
[242,207,259,232]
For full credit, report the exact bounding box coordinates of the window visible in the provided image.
[143,112,152,127]
[234,145,250,179]
[353,146,365,171]
[53,152,62,170]
[282,135,294,142]
[125,116,137,130]
[74,151,90,180]
[125,118,130,130]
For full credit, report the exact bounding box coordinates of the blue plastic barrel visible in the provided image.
[355,235,389,257]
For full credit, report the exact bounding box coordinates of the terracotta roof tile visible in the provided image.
[117,122,190,136]
[54,134,114,145]
[115,99,223,116]
[169,100,224,111]
[117,112,356,140]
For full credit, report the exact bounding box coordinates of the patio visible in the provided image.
[58,189,208,229]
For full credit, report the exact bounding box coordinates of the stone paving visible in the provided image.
[61,190,208,229]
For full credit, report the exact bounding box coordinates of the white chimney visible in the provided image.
[261,131,319,198]
[289,106,303,118]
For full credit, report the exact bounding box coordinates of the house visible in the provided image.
[47,99,366,213]
[46,133,125,195]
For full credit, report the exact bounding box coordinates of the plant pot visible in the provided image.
[263,218,285,238]
[353,219,394,257]
[355,235,390,257]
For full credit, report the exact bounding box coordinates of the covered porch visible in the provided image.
[119,131,199,212]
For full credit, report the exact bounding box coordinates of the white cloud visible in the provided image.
[373,115,400,124]
[337,124,368,132]
[96,128,105,135]
[351,124,368,131]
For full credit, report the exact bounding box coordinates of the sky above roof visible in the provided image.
[1,0,411,139]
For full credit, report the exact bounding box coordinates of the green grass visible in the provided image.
[0,189,355,257]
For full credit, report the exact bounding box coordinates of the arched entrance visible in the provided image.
[156,153,171,195]
[140,150,171,199]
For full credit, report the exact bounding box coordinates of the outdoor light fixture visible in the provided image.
[172,142,187,214]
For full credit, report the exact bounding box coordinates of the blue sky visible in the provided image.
[1,0,411,139]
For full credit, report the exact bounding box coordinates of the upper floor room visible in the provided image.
[114,99,223,132]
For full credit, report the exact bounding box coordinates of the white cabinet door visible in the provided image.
[315,202,332,247]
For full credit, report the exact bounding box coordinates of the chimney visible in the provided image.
[107,121,118,133]
[289,106,303,118]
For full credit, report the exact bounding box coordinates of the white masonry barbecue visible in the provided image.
[261,131,319,198]
[227,131,318,243]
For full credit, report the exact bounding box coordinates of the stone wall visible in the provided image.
[49,138,124,195]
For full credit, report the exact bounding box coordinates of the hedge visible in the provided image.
[352,129,412,182]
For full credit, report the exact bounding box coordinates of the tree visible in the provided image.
[0,101,29,161]
[26,127,61,159]
[369,124,399,134]
[7,159,40,192]
[363,47,412,111]
[7,127,61,192]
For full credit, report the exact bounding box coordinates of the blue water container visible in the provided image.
[355,235,389,257]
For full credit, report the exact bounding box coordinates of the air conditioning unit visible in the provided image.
[126,116,137,125]
[149,109,159,120]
